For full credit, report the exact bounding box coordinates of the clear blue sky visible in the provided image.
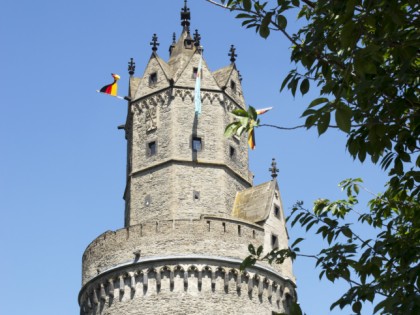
[0,1,388,314]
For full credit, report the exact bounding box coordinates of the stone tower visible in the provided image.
[79,2,296,314]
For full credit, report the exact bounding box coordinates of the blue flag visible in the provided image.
[194,54,202,116]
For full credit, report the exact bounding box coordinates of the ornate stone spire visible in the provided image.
[193,29,201,47]
[128,58,135,76]
[193,29,203,53]
[269,158,279,179]
[169,32,176,55]
[229,45,237,63]
[180,0,191,32]
[150,34,159,52]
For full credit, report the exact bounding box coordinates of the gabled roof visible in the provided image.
[232,180,278,223]
[168,30,197,82]
[213,64,234,89]
[155,54,173,82]
[129,77,141,100]
[131,53,173,100]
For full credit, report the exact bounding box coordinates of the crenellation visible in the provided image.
[82,260,295,314]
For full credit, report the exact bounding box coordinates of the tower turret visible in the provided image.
[123,6,251,227]
[79,2,296,314]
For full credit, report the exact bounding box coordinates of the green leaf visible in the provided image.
[248,244,256,255]
[259,17,271,38]
[335,105,352,133]
[290,302,303,315]
[317,112,330,135]
[243,0,252,11]
[224,122,240,137]
[342,227,353,238]
[352,301,362,314]
[281,72,294,91]
[290,77,300,97]
[277,15,287,29]
[236,13,253,19]
[291,237,304,248]
[309,97,329,108]
[231,108,248,117]
[248,106,258,120]
[305,115,317,128]
[300,78,309,95]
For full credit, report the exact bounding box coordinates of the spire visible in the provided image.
[128,58,135,76]
[229,45,237,63]
[194,29,203,53]
[150,34,159,52]
[180,0,191,32]
[169,32,176,56]
[269,158,279,179]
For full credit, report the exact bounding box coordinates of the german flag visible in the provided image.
[248,128,256,150]
[99,73,120,96]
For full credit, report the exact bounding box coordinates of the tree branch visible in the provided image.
[256,124,363,130]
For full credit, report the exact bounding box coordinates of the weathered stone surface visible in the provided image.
[80,260,296,315]
[80,8,296,315]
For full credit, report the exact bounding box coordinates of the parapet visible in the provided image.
[82,217,265,285]
[79,258,296,315]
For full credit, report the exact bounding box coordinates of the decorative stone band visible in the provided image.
[130,86,245,111]
[129,157,253,187]
[79,255,296,314]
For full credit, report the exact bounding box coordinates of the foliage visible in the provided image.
[224,106,259,138]
[210,0,420,313]
[241,179,420,314]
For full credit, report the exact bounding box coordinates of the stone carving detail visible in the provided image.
[131,90,171,130]
[223,97,236,113]
[174,88,194,102]
[79,262,296,315]
[202,92,222,104]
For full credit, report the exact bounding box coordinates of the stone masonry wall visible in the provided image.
[82,218,265,285]
[127,88,252,225]
[79,260,296,315]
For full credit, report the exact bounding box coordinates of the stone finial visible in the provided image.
[269,158,279,179]
[229,45,237,63]
[128,58,135,76]
[169,32,176,56]
[150,34,159,52]
[181,0,191,31]
[193,29,201,47]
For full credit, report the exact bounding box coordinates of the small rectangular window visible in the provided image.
[192,137,202,152]
[193,67,199,79]
[271,234,279,249]
[147,141,157,156]
[149,72,157,85]
[229,146,235,158]
[230,80,236,93]
[274,205,280,219]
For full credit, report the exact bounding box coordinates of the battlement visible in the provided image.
[79,259,296,315]
[82,217,265,284]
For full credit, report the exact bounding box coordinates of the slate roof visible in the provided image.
[232,180,277,223]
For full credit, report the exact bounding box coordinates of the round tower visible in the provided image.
[79,2,296,314]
